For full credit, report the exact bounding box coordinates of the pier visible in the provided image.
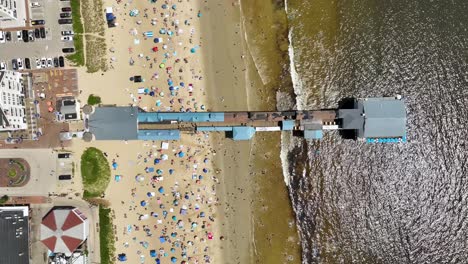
[80,97,406,143]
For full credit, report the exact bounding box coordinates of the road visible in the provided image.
[0,149,57,195]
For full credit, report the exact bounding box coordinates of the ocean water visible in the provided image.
[284,0,468,263]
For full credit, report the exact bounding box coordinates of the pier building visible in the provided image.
[81,97,406,143]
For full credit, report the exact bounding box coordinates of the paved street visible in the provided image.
[0,149,57,195]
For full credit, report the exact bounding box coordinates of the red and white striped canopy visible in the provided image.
[40,208,88,254]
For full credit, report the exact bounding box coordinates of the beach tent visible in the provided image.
[118,254,127,262]
[161,142,169,149]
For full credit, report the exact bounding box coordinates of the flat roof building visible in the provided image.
[87,106,138,140]
[0,70,27,132]
[0,0,26,28]
[0,206,30,264]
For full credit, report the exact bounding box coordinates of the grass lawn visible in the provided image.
[99,205,115,264]
[7,168,17,178]
[81,147,110,198]
[67,0,85,66]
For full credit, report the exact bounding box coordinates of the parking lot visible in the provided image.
[0,0,75,70]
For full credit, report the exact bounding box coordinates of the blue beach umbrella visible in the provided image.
[158,186,164,193]
[178,151,185,158]
[156,169,163,175]
[180,82,185,87]
[140,200,147,206]
[159,236,166,243]
[169,169,174,175]
[171,257,177,263]
[203,168,208,173]
[112,162,118,169]
[150,250,157,257]
[162,4,167,9]
[154,158,160,164]
[156,259,160,264]
[172,4,177,10]
[168,80,173,85]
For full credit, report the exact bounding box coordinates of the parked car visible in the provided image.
[5,31,11,41]
[58,19,72,24]
[31,20,45,25]
[40,58,47,68]
[35,58,41,69]
[61,7,72,12]
[40,27,46,38]
[60,13,72,18]
[0,31,5,43]
[53,57,59,67]
[61,36,73,41]
[16,30,22,41]
[30,2,40,7]
[11,59,18,70]
[58,175,72,180]
[47,58,53,68]
[58,153,71,159]
[28,30,34,41]
[34,28,40,38]
[61,30,74,36]
[22,30,29,42]
[17,58,24,70]
[25,58,31,69]
[0,61,6,70]
[62,47,75,53]
[59,56,65,67]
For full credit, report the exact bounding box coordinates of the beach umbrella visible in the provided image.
[168,80,173,85]
[190,48,196,53]
[172,215,177,221]
[180,82,185,87]
[178,151,185,158]
[140,200,147,207]
[170,248,175,253]
[162,4,167,9]
[156,259,161,264]
[172,4,177,10]
[204,158,209,163]
[147,192,155,197]
[156,169,163,175]
[199,212,205,217]
[169,169,174,175]
[159,236,166,243]
[201,105,206,110]
[150,250,156,257]
[159,92,164,97]
[161,154,168,160]
[149,91,155,96]
[154,158,160,164]
[144,88,150,93]
[112,162,118,169]
[202,168,208,173]
[159,63,165,68]
[171,232,177,237]
[171,257,177,263]
[135,174,145,182]
[156,100,162,107]
[114,175,122,182]
[159,28,166,34]
[152,46,159,52]
[158,187,164,193]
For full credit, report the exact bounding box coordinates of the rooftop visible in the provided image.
[0,206,30,264]
[88,106,138,140]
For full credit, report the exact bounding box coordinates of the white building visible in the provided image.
[0,70,27,131]
[0,0,26,28]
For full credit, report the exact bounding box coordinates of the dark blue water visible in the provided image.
[284,0,468,263]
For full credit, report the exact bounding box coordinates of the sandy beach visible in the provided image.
[70,0,255,263]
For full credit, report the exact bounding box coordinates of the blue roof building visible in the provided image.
[138,112,224,123]
[137,130,181,141]
[232,127,256,141]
